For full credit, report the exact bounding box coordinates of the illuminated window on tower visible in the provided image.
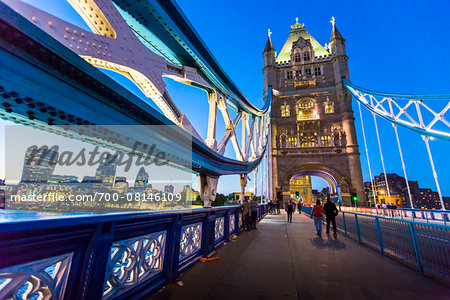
[288,136,297,147]
[297,98,319,121]
[321,135,331,146]
[281,105,290,117]
[300,132,318,147]
[324,100,334,114]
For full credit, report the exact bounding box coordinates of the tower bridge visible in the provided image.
[0,1,449,299]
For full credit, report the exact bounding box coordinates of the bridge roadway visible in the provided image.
[149,212,449,300]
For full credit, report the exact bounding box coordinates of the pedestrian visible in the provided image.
[324,197,338,238]
[242,198,250,231]
[298,201,303,214]
[310,200,323,236]
[286,200,293,223]
[269,200,274,214]
[276,200,280,215]
[250,196,258,229]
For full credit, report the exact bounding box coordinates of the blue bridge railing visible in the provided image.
[341,207,449,224]
[0,204,268,299]
[301,206,449,280]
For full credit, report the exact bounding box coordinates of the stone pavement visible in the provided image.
[149,212,449,300]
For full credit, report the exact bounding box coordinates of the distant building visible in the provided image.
[233,192,254,202]
[289,176,312,204]
[113,176,128,193]
[81,176,98,183]
[21,147,59,183]
[364,173,449,209]
[115,176,127,183]
[416,188,442,210]
[48,175,78,183]
[164,185,174,194]
[93,154,117,190]
[183,185,199,203]
[134,167,148,191]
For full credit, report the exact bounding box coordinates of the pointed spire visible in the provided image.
[264,29,275,52]
[330,16,345,42]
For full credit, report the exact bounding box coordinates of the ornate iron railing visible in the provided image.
[341,207,449,225]
[301,206,449,280]
[0,204,267,299]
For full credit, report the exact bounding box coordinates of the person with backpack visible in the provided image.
[324,197,339,238]
[286,200,294,223]
[310,200,323,236]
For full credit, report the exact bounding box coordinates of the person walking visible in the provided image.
[324,197,338,238]
[250,196,258,229]
[269,200,274,214]
[286,200,294,223]
[298,201,303,214]
[310,200,323,236]
[242,198,250,231]
[276,200,281,215]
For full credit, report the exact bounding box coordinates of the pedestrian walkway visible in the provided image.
[149,212,449,300]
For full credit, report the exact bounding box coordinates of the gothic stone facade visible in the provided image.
[263,19,366,206]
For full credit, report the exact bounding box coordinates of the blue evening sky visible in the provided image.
[1,0,449,197]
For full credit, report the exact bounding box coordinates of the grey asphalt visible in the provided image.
[148,212,449,300]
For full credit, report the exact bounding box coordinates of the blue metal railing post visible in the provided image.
[355,214,361,243]
[79,222,115,300]
[224,209,230,241]
[342,212,347,235]
[166,214,182,281]
[375,217,384,255]
[408,223,424,274]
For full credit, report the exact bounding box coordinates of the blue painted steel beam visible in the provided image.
[0,3,268,176]
[343,79,450,141]
[112,0,270,116]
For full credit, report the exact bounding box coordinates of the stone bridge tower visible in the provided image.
[263,18,366,206]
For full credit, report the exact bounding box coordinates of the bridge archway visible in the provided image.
[281,164,349,205]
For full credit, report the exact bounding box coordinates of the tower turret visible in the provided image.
[263,29,276,96]
[329,16,346,57]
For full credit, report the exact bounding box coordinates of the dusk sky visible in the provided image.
[1,0,449,197]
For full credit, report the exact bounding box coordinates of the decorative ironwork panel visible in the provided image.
[179,222,202,261]
[103,231,166,299]
[215,217,225,241]
[229,214,235,234]
[0,253,73,300]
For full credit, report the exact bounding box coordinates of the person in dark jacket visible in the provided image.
[323,197,339,238]
[286,200,294,223]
